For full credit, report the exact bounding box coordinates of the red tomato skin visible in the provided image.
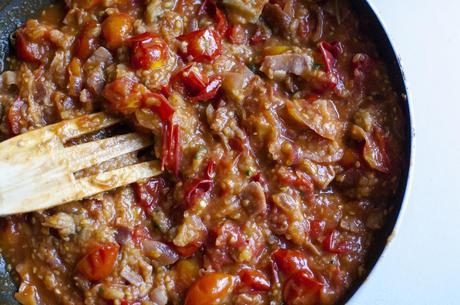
[142,93,175,122]
[75,242,119,281]
[322,230,353,254]
[178,28,222,62]
[191,76,222,102]
[102,77,144,114]
[238,269,271,292]
[185,178,213,208]
[170,64,209,97]
[277,168,314,198]
[134,177,166,214]
[283,272,323,305]
[363,128,391,174]
[198,0,228,35]
[272,249,314,278]
[318,41,343,72]
[213,6,228,35]
[184,273,234,305]
[161,122,181,177]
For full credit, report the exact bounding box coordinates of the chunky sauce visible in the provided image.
[0,0,406,304]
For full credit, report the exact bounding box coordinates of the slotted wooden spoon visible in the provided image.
[0,112,162,216]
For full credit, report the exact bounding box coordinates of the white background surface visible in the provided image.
[350,0,460,304]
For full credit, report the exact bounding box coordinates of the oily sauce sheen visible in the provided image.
[0,0,406,304]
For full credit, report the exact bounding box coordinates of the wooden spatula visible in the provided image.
[0,112,162,216]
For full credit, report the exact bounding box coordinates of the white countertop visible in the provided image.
[350,0,460,304]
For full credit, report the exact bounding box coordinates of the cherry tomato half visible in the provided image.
[184,273,234,305]
[272,249,314,278]
[75,242,119,281]
[178,28,222,62]
[283,272,323,305]
[238,269,271,292]
[102,13,133,49]
[102,77,144,114]
[129,32,168,70]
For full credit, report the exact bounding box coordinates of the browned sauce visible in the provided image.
[38,4,66,27]
[0,0,406,304]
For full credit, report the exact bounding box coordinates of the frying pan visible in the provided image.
[0,0,413,304]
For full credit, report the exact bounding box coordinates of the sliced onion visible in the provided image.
[286,99,341,141]
[120,265,144,286]
[143,240,179,266]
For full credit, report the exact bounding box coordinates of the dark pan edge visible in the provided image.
[340,0,413,304]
